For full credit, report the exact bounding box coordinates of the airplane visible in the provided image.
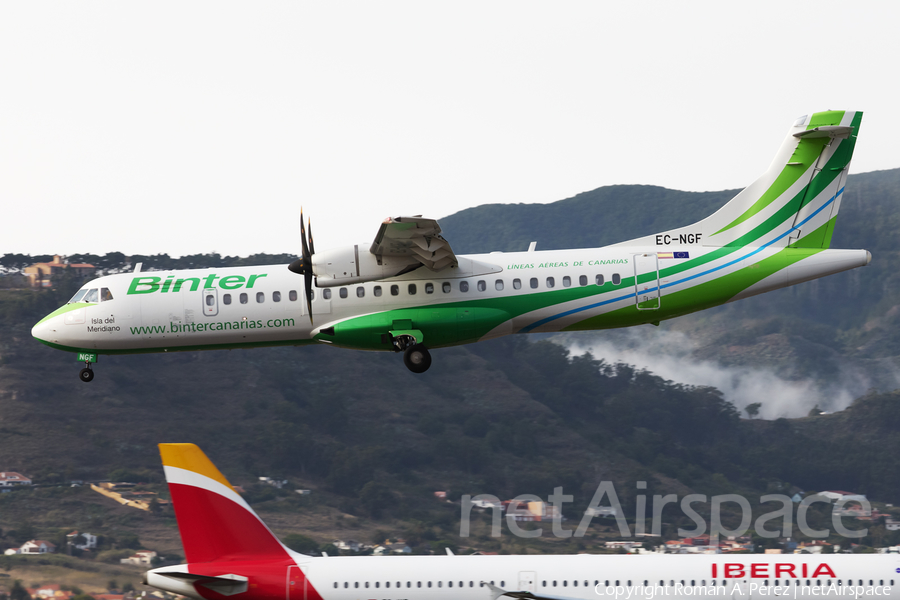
[32,110,870,381]
[145,443,900,600]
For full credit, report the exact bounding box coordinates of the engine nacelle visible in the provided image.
[311,244,420,287]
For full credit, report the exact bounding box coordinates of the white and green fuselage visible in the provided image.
[31,110,871,371]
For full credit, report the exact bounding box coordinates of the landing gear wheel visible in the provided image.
[79,367,94,383]
[403,344,432,374]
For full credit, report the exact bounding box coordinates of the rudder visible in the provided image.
[159,443,293,564]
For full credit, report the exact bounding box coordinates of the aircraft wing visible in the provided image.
[483,581,582,600]
[369,216,458,271]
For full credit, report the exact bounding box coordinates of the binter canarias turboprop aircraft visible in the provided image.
[33,110,870,381]
[146,443,899,600]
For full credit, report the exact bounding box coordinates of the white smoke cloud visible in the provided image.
[555,328,888,419]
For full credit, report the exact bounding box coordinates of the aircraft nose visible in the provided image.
[32,318,52,343]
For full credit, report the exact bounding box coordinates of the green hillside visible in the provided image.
[1,168,899,557]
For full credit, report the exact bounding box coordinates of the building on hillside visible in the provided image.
[23,255,95,288]
[373,542,412,555]
[333,539,364,552]
[120,550,157,566]
[66,531,98,550]
[0,471,32,487]
[19,540,57,554]
[29,584,74,600]
[501,499,560,522]
[886,518,900,531]
[819,490,868,503]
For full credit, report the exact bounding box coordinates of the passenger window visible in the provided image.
[495,279,504,291]
[256,292,265,303]
[223,294,231,305]
[205,294,215,306]
[425,283,434,294]
[391,285,399,296]
[530,278,538,289]
[596,274,604,285]
[612,273,621,285]
[477,280,486,292]
[460,281,469,292]
[68,289,88,304]
[323,289,332,300]
[546,277,555,288]
[374,286,382,297]
[101,288,114,301]
[339,288,348,299]
[289,290,298,301]
[562,276,571,287]
[273,291,281,302]
[83,289,99,303]
[357,287,365,298]
[408,284,417,295]
[513,278,521,290]
[579,275,588,286]
[240,293,248,304]
[442,282,451,293]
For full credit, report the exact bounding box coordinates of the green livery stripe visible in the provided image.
[714,110,851,236]
[36,302,91,325]
[807,111,846,129]
[564,246,824,331]
[714,137,828,235]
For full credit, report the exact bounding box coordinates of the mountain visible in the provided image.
[1,168,899,557]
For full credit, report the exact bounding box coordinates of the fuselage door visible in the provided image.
[518,571,536,593]
[287,565,308,600]
[634,252,661,310]
[311,287,331,316]
[202,288,219,317]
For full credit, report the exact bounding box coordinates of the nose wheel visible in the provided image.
[79,367,94,382]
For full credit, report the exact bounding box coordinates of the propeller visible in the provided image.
[288,210,315,323]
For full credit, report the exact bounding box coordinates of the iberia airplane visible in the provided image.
[33,111,870,381]
[146,443,899,600]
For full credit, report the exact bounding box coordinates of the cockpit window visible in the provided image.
[82,289,99,303]
[68,289,88,304]
[100,288,113,302]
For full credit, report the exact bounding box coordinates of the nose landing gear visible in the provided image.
[76,352,96,382]
[79,365,94,382]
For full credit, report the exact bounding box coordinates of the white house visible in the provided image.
[0,472,32,487]
[333,539,363,552]
[66,531,98,550]
[120,550,157,566]
[20,540,56,554]
[820,490,868,503]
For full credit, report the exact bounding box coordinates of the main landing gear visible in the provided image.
[392,334,432,374]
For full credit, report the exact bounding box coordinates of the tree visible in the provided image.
[281,534,318,554]
[10,581,29,600]
[745,403,762,419]
[808,405,824,417]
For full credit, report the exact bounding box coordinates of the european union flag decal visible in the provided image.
[674,251,690,259]
[658,252,690,259]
